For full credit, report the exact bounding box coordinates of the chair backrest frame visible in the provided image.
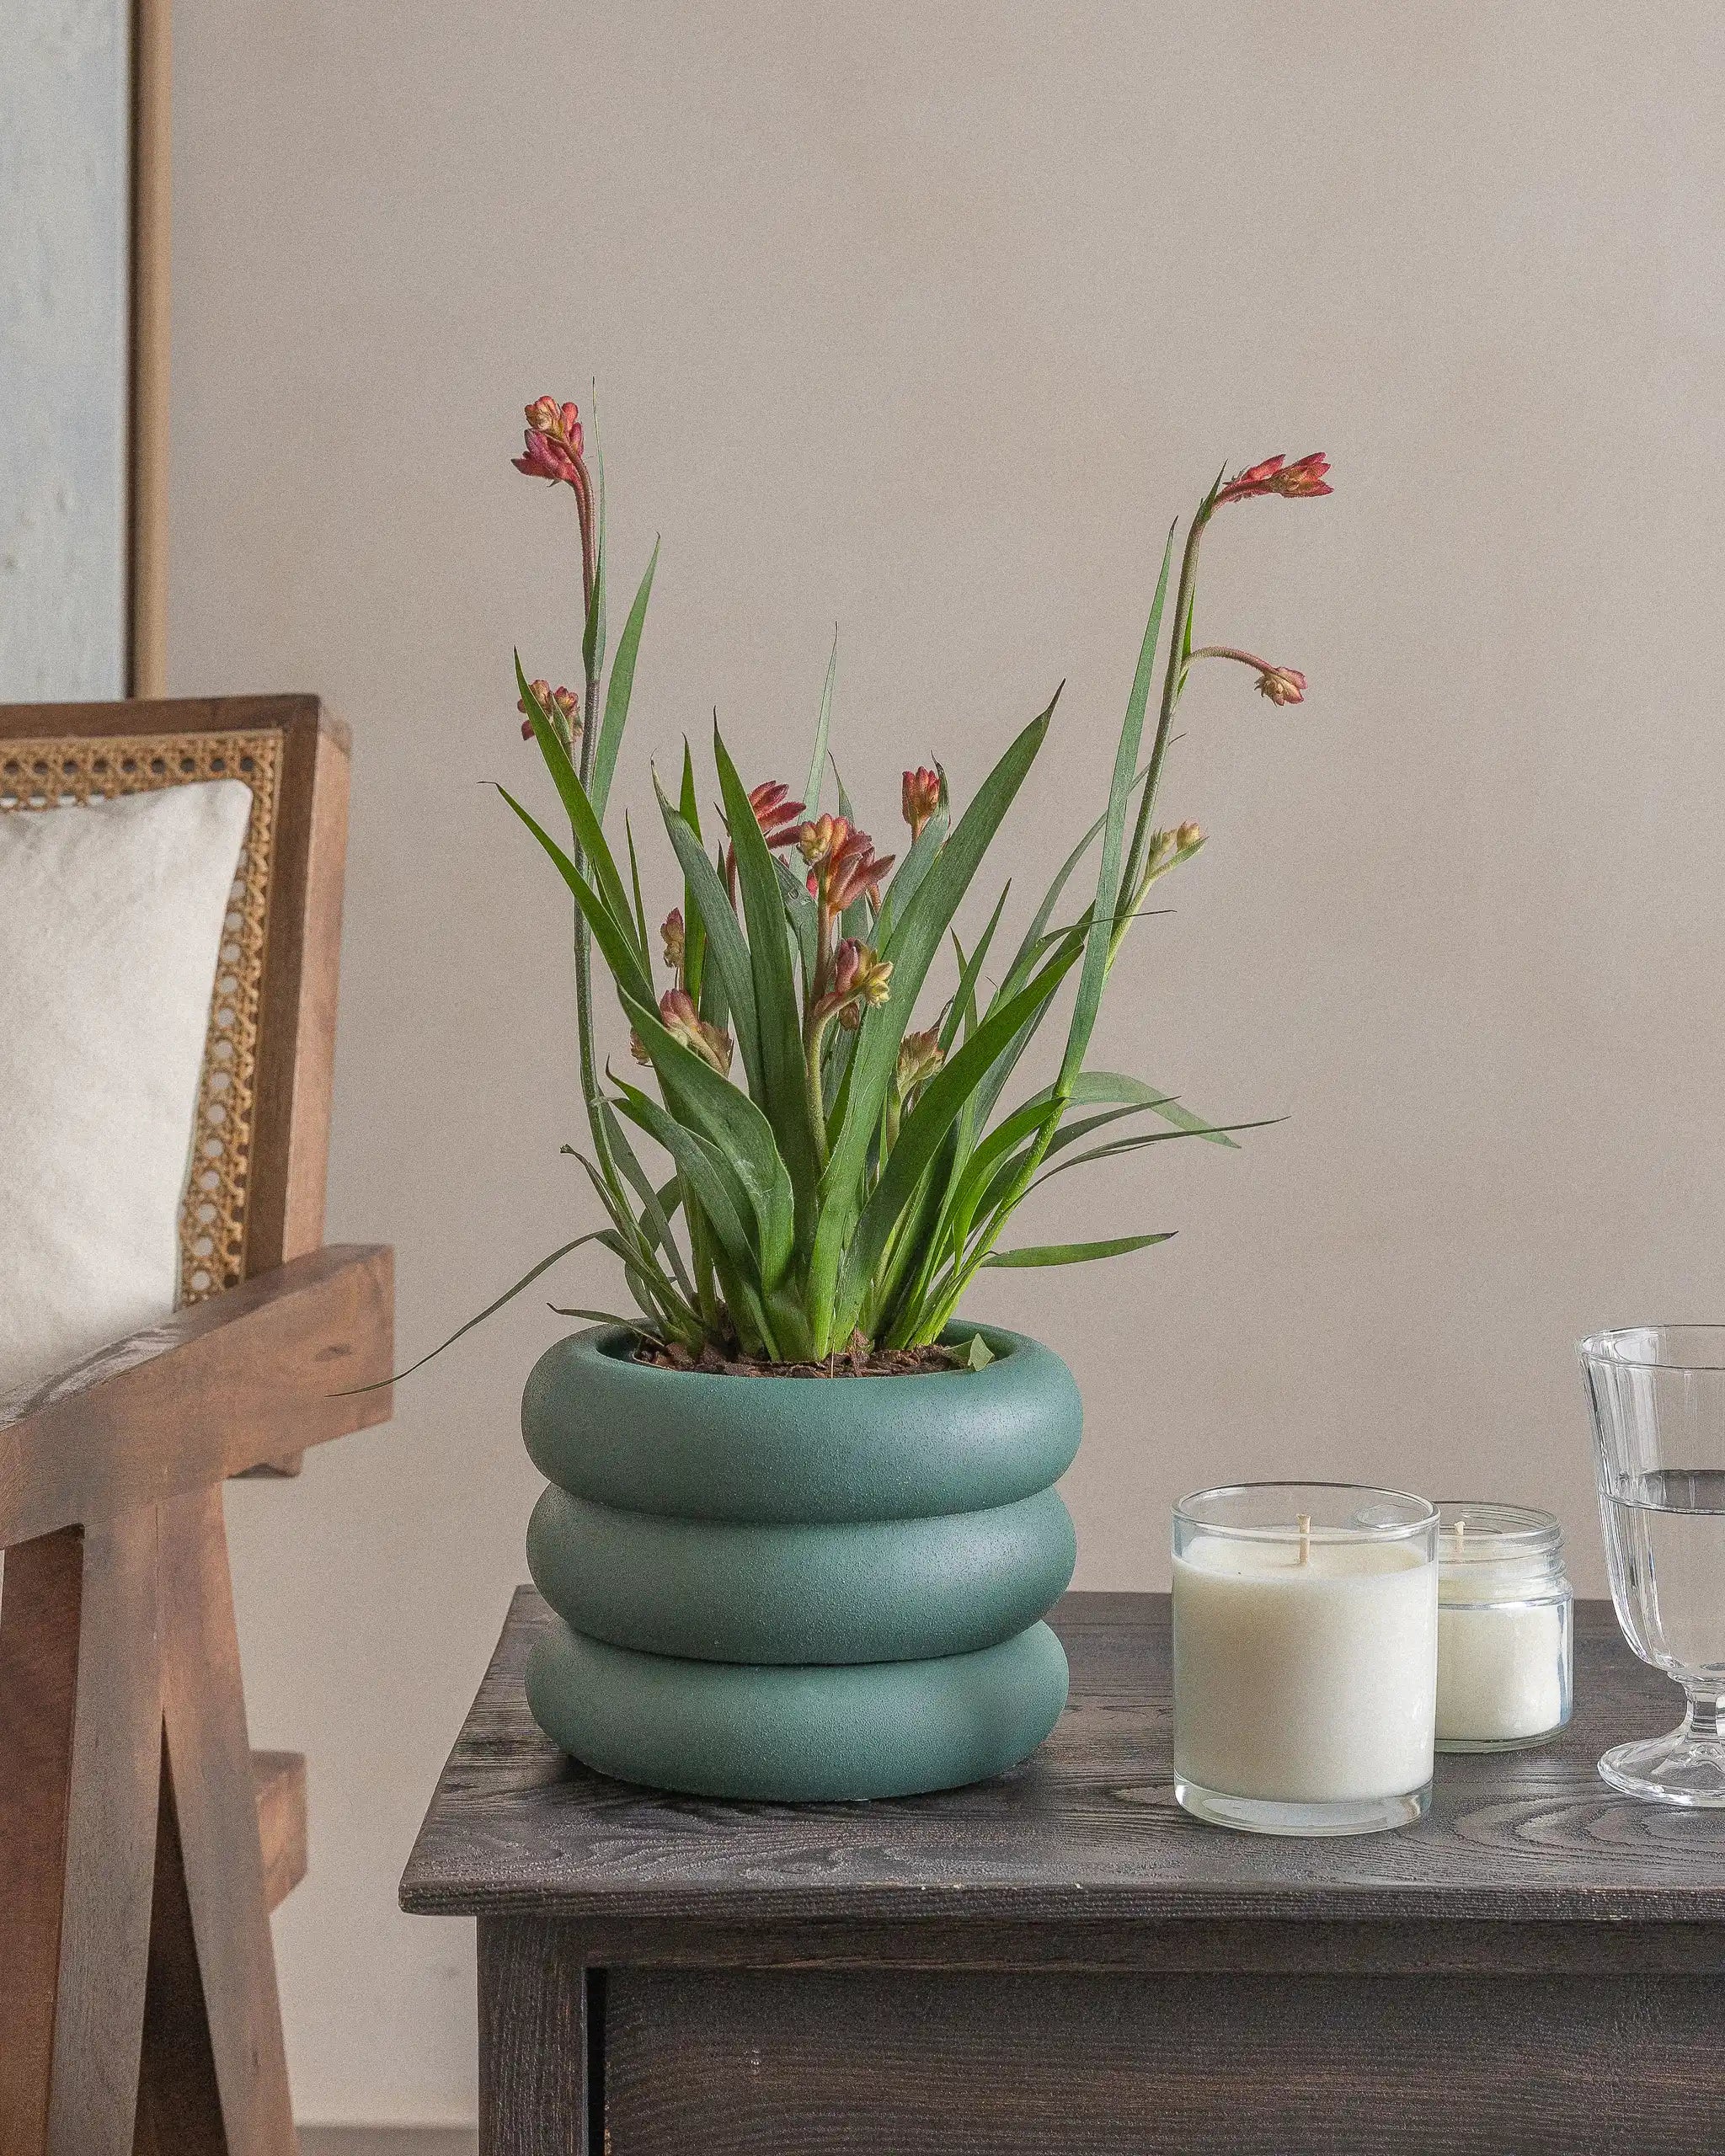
[0,694,350,1287]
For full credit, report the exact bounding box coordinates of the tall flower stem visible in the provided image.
[1115,483,1217,958]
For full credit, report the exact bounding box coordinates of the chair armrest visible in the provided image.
[0,1244,393,1543]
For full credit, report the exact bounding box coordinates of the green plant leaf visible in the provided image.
[494,783,654,1006]
[654,780,764,1099]
[624,814,650,961]
[676,741,706,1004]
[804,632,837,814]
[1057,530,1174,1097]
[1022,1118,1279,1198]
[583,408,607,684]
[611,1081,753,1262]
[622,994,797,1289]
[713,725,820,1215]
[546,1305,657,1332]
[983,1232,1173,1268]
[833,922,1086,1336]
[590,538,659,819]
[773,853,820,990]
[965,1332,995,1370]
[340,1233,607,1391]
[876,798,951,945]
[938,881,1012,1054]
[515,658,642,955]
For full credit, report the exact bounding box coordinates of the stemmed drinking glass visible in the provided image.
[1580,1326,1725,1806]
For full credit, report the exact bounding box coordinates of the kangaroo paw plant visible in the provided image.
[503,403,1328,1369]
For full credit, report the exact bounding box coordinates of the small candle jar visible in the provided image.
[1172,1483,1439,1837]
[1434,1502,1572,1752]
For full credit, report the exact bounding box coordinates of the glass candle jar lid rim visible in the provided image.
[1176,1481,1434,1544]
[1435,1501,1562,1562]
[1579,1322,1725,1372]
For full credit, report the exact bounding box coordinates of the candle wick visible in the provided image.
[1297,1512,1311,1566]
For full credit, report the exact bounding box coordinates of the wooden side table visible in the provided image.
[403,1591,1725,2155]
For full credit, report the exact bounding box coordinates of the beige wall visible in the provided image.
[168,1,1725,2126]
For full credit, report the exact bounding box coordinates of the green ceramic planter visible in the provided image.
[520,1321,1081,1800]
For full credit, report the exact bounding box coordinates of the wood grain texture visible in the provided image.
[0,1529,85,2154]
[153,1486,296,2153]
[477,1918,590,2156]
[0,1242,393,1542]
[254,1750,307,1913]
[402,1591,1725,1950]
[0,1517,163,2156]
[603,1965,1725,2155]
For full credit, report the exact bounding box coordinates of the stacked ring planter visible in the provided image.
[520,1323,1081,1799]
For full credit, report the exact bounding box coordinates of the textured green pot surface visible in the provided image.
[526,1618,1071,1801]
[521,1323,1081,1524]
[520,1322,1081,1798]
[526,1481,1076,1664]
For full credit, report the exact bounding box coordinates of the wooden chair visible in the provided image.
[0,696,394,2156]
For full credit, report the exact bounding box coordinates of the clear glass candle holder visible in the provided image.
[1172,1483,1439,1837]
[1434,1503,1572,1752]
[1581,1326,1725,1806]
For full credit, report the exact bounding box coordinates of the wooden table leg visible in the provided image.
[478,1917,591,2156]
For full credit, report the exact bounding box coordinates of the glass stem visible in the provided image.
[1683,1684,1725,1740]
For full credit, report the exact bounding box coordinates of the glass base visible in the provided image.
[1598,1728,1725,1807]
[1437,1722,1568,1754]
[1174,1776,1431,1837]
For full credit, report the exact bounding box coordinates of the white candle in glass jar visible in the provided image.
[1434,1504,1572,1750]
[1173,1530,1438,1802]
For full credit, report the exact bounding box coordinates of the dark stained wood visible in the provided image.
[411,1592,1725,2156]
[604,1965,1725,2155]
[402,1591,1725,1942]
[478,1918,590,2156]
[0,1243,394,1543]
[253,1751,308,1913]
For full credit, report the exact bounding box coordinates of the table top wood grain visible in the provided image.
[401,1591,1725,1957]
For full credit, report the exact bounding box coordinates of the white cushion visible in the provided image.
[0,780,253,1398]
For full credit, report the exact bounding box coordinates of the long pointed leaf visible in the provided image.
[713,726,821,1216]
[622,995,796,1288]
[654,780,763,1097]
[804,632,837,813]
[343,1235,604,1391]
[590,539,659,819]
[495,783,654,1006]
[515,658,641,954]
[834,923,1086,1333]
[817,694,1058,1252]
[983,1232,1172,1269]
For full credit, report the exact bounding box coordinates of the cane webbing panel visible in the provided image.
[0,731,283,1303]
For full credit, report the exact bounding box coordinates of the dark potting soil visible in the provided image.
[633,1337,967,1379]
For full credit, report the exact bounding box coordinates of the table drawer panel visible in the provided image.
[605,1967,1725,2155]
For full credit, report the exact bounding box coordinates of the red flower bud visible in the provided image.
[1216,451,1332,506]
[902,766,942,841]
[513,430,581,487]
[1254,665,1306,707]
[658,988,734,1075]
[745,780,806,850]
[660,908,686,972]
